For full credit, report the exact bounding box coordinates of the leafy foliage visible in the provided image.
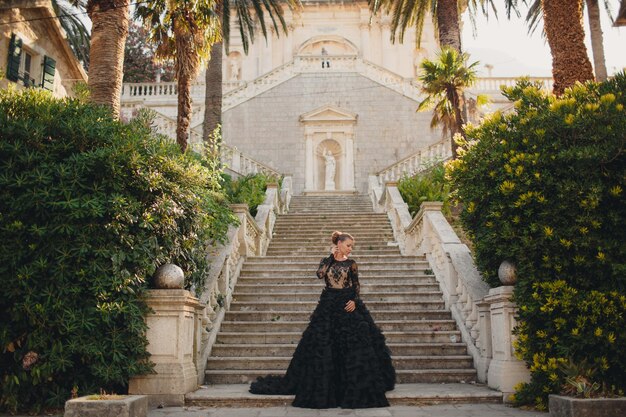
[397,162,450,216]
[221,173,281,217]
[447,74,626,409]
[52,0,90,68]
[0,89,237,412]
[123,22,175,83]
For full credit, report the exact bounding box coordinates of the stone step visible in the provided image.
[185,383,503,407]
[272,224,392,230]
[233,283,440,293]
[265,248,402,255]
[219,319,459,333]
[210,343,469,358]
[224,310,452,322]
[215,330,462,344]
[240,262,429,270]
[269,235,395,241]
[235,276,437,286]
[232,291,444,302]
[246,255,425,263]
[238,269,433,278]
[204,369,476,384]
[228,300,445,311]
[206,355,473,370]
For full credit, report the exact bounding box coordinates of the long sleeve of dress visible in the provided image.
[349,261,360,298]
[316,254,334,280]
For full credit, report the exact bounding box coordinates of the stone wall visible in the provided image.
[222,73,441,195]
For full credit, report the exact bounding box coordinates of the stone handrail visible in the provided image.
[374,185,531,396]
[195,177,292,384]
[470,76,552,92]
[369,140,452,209]
[219,143,282,178]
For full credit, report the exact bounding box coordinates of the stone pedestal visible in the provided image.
[129,290,202,406]
[485,286,530,401]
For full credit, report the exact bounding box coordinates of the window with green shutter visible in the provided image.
[41,56,56,91]
[7,34,22,82]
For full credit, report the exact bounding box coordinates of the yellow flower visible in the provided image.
[595,327,603,337]
[616,103,624,111]
[609,186,623,197]
[571,328,579,336]
[499,180,516,194]
[564,114,575,125]
[560,239,572,248]
[600,93,616,104]
[579,226,589,235]
[543,226,554,237]
[597,252,606,261]
[608,333,616,344]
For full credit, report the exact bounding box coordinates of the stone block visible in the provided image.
[549,395,626,417]
[64,395,147,417]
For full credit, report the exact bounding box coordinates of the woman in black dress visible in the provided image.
[249,231,396,408]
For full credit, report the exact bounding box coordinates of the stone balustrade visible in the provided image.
[219,143,282,178]
[372,182,530,399]
[369,140,452,208]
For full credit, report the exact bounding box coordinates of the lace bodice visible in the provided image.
[316,255,360,297]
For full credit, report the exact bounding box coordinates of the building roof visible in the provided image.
[1,0,88,82]
[616,0,626,26]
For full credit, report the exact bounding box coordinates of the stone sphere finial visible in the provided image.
[498,261,517,285]
[153,264,184,289]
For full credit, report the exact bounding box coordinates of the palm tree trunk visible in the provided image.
[585,0,608,81]
[203,41,223,154]
[541,0,594,95]
[448,87,464,159]
[174,24,200,152]
[436,0,462,52]
[87,0,129,118]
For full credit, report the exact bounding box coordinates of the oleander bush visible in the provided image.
[221,172,281,217]
[447,74,626,410]
[398,162,450,216]
[0,89,237,412]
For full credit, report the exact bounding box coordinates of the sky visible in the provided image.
[461,4,626,77]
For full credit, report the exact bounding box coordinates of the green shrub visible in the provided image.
[0,89,237,412]
[221,172,281,217]
[397,162,450,216]
[447,74,626,409]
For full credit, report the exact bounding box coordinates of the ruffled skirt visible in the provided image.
[249,287,395,408]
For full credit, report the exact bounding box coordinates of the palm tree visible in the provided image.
[525,0,611,82]
[86,0,130,118]
[541,0,594,94]
[51,0,90,68]
[417,47,481,158]
[136,0,220,152]
[202,0,299,146]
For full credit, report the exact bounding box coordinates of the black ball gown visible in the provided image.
[249,254,396,408]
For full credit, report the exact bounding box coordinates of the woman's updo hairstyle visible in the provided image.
[331,231,354,245]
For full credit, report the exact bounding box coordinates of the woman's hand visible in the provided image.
[345,300,356,313]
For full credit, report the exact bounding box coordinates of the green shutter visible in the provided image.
[42,56,56,91]
[7,34,22,82]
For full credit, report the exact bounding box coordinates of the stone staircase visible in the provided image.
[204,195,480,388]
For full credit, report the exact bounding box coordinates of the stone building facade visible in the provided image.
[0,0,87,98]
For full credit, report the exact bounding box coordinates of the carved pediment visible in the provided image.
[299,105,357,123]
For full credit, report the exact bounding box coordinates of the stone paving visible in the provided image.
[149,404,545,417]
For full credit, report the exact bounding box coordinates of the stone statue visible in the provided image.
[229,59,240,80]
[324,149,336,190]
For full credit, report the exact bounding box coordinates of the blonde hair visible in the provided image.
[331,231,354,245]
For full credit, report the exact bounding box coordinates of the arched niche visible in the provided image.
[297,36,359,57]
[300,105,357,194]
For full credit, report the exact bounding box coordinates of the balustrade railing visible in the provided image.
[372,183,531,392]
[369,140,452,209]
[195,177,292,384]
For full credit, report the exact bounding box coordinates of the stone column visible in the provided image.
[485,286,531,401]
[129,289,202,406]
[345,132,356,191]
[304,132,314,192]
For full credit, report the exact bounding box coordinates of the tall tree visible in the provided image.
[524,0,611,83]
[86,0,130,118]
[136,0,220,152]
[541,0,594,94]
[123,23,175,83]
[202,0,299,146]
[416,47,481,158]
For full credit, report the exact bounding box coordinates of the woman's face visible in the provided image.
[337,238,354,258]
